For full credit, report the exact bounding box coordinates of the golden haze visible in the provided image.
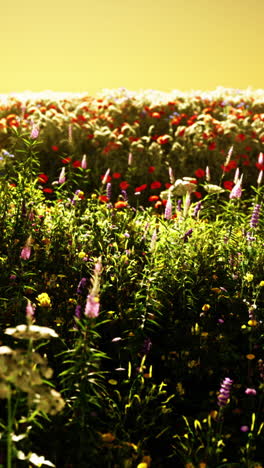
[1,0,263,96]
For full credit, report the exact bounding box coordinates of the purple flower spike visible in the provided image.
[250,204,261,228]
[230,179,242,199]
[183,228,193,243]
[74,304,82,319]
[217,377,233,407]
[164,196,172,220]
[77,277,87,295]
[106,183,112,200]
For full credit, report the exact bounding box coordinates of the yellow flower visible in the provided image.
[248,320,258,327]
[36,293,51,307]
[202,304,211,311]
[244,273,254,283]
[78,251,86,259]
[258,281,264,287]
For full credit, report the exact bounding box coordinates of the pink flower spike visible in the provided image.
[102,168,110,184]
[258,152,264,165]
[26,300,35,321]
[84,294,100,318]
[20,245,31,260]
[59,167,66,184]
[81,154,87,169]
[230,178,242,199]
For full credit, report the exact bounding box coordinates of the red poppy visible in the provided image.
[194,168,205,178]
[98,195,109,203]
[62,157,71,164]
[245,146,252,152]
[113,172,121,179]
[148,166,155,173]
[43,188,53,193]
[148,195,159,202]
[72,160,81,168]
[51,145,59,151]
[86,134,94,140]
[193,191,202,199]
[114,201,128,209]
[223,180,235,190]
[235,133,246,142]
[208,142,217,151]
[221,160,237,172]
[38,173,49,184]
[178,128,185,137]
[120,181,129,190]
[157,135,171,145]
[256,163,264,171]
[165,183,172,189]
[135,184,147,192]
[150,181,162,190]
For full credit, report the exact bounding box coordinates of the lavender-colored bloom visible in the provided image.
[77,277,87,295]
[246,232,256,242]
[84,294,100,318]
[240,425,249,432]
[59,167,66,184]
[245,388,257,396]
[20,245,31,260]
[30,124,39,139]
[183,228,193,243]
[194,201,202,217]
[229,179,242,199]
[164,196,172,220]
[106,182,112,200]
[217,377,233,407]
[250,204,261,228]
[177,199,182,211]
[121,190,128,201]
[74,304,82,319]
[81,154,87,169]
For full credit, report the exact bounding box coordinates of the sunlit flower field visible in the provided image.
[0,88,263,468]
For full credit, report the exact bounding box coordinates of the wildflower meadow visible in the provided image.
[0,88,263,468]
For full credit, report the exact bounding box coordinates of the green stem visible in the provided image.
[7,392,12,468]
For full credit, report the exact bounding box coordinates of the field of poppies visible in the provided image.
[0,88,263,468]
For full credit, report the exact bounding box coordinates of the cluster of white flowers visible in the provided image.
[0,326,65,415]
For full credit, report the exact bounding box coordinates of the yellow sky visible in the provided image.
[1,0,263,96]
